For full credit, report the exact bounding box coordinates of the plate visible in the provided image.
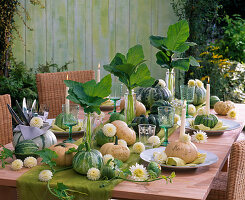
[185,118,241,135]
[140,147,219,169]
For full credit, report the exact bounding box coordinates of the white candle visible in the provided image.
[97,63,100,83]
[65,74,70,112]
[206,84,210,115]
[180,101,186,138]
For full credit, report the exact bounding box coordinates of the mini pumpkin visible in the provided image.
[120,99,146,117]
[49,143,78,166]
[112,120,136,145]
[214,101,235,115]
[100,136,130,162]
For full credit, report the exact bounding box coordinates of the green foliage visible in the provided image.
[215,15,245,63]
[103,45,155,92]
[64,74,112,114]
[50,182,75,200]
[150,20,199,72]
[36,148,58,172]
[0,145,13,168]
[36,61,72,73]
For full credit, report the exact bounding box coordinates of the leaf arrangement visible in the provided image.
[0,145,13,168]
[150,20,200,71]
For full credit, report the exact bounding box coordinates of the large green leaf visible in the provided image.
[126,44,144,66]
[165,20,189,51]
[173,42,197,53]
[189,56,200,67]
[171,58,190,71]
[110,53,126,66]
[149,36,167,50]
[156,51,171,68]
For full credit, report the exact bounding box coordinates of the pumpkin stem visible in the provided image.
[85,141,91,151]
[55,143,66,147]
[114,136,118,145]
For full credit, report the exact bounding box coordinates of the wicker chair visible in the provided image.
[36,70,95,118]
[207,140,245,200]
[0,94,12,145]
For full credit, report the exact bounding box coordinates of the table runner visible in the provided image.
[17,126,179,200]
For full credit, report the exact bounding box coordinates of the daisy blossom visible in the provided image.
[87,168,101,181]
[11,159,23,171]
[148,136,160,146]
[129,163,148,181]
[154,151,167,164]
[30,117,43,128]
[192,131,208,143]
[102,123,116,137]
[227,109,237,119]
[195,79,204,88]
[103,154,114,167]
[39,170,53,182]
[188,104,196,115]
[180,133,191,143]
[24,156,37,168]
[133,142,145,154]
[188,80,195,87]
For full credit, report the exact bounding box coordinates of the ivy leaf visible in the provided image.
[52,183,75,200]
[36,148,58,170]
[122,168,132,176]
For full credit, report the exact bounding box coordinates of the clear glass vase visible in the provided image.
[83,113,94,147]
[124,90,136,124]
[165,69,175,100]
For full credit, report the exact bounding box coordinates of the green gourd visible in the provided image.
[193,86,206,106]
[95,129,114,146]
[194,114,218,128]
[147,161,161,177]
[73,142,103,175]
[14,140,39,160]
[101,159,115,180]
[150,100,172,114]
[210,96,220,108]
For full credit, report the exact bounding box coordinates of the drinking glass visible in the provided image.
[138,124,156,149]
[62,104,79,143]
[180,85,195,118]
[158,106,175,147]
[38,104,49,121]
[109,83,122,114]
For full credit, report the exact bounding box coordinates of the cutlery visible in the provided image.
[31,99,37,116]
[7,104,24,125]
[16,100,30,126]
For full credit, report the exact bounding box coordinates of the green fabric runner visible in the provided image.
[17,125,179,200]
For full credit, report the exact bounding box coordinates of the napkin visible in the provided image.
[14,123,51,140]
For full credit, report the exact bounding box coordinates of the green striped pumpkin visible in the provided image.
[73,142,103,175]
[194,114,218,128]
[15,140,39,160]
[150,100,172,114]
[13,130,57,150]
[210,96,220,108]
[147,161,161,177]
[193,86,206,106]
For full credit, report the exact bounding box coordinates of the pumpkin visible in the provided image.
[73,142,103,175]
[100,136,130,162]
[165,141,198,163]
[210,96,220,108]
[101,160,115,179]
[214,101,235,115]
[193,85,206,106]
[120,99,146,117]
[14,140,39,160]
[111,120,136,145]
[13,130,57,150]
[130,114,161,134]
[109,112,125,122]
[147,161,161,177]
[49,143,78,166]
[95,129,114,146]
[150,100,172,114]
[137,85,172,109]
[194,114,219,128]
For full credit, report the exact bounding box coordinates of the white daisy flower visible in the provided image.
[103,154,114,167]
[180,133,191,143]
[174,114,181,124]
[227,109,237,119]
[154,151,167,164]
[118,139,127,147]
[157,79,166,88]
[102,123,116,137]
[197,107,206,115]
[133,142,145,154]
[129,163,149,181]
[30,117,43,128]
[39,170,53,182]
[23,156,37,168]
[148,136,160,146]
[192,130,208,143]
[195,79,204,88]
[87,168,101,181]
[188,79,195,87]
[188,104,196,115]
[11,159,23,171]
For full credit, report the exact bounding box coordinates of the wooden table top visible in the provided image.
[0,104,244,200]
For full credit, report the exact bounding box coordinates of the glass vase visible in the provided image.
[165,69,175,100]
[83,113,94,147]
[124,90,136,124]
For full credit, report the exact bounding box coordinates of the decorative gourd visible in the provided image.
[100,137,130,162]
[214,101,235,115]
[120,99,146,117]
[193,84,206,106]
[147,161,161,177]
[138,84,172,109]
[130,114,161,134]
[13,130,57,150]
[165,140,198,163]
[210,96,220,108]
[111,120,136,145]
[73,142,103,175]
[101,160,115,179]
[49,143,78,166]
[150,100,172,114]
[194,114,219,128]
[14,140,39,160]
[95,129,114,146]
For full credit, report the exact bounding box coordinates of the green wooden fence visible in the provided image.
[12,0,182,83]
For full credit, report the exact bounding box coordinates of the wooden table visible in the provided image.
[0,104,244,200]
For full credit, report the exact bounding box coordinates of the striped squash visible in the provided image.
[73,142,103,175]
[193,87,206,106]
[194,114,218,128]
[15,140,39,160]
[13,130,57,150]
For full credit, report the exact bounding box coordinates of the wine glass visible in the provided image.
[62,104,79,143]
[180,85,195,118]
[109,83,122,114]
[158,106,175,147]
